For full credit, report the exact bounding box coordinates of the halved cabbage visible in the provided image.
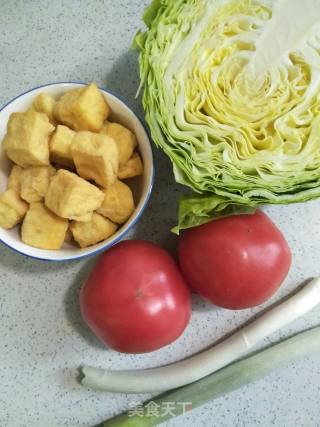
[135,0,320,232]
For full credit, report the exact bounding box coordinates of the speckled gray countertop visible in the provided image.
[1,1,320,427]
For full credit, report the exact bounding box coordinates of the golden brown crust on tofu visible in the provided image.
[70,212,117,248]
[44,169,104,219]
[21,202,68,250]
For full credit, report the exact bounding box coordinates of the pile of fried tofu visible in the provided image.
[0,83,143,249]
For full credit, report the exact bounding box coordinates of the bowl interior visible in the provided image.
[0,83,153,261]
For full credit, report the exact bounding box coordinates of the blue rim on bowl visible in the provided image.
[0,82,155,262]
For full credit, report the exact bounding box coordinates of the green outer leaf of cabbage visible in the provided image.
[175,183,320,233]
[173,194,256,234]
[135,0,320,232]
[143,0,163,27]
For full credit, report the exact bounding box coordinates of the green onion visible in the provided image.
[94,326,320,427]
[82,278,320,393]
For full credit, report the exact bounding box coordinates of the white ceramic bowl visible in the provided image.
[0,82,154,261]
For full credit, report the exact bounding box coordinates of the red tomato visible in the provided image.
[178,211,291,310]
[80,240,191,353]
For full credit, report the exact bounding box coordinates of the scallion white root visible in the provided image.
[81,277,320,393]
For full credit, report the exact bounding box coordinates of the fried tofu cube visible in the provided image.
[3,111,54,167]
[33,93,56,124]
[7,165,23,194]
[72,131,118,188]
[20,166,56,203]
[0,189,28,229]
[49,125,75,167]
[100,122,137,166]
[118,153,143,179]
[70,212,117,248]
[45,169,104,219]
[54,88,83,129]
[97,180,135,224]
[53,87,85,130]
[21,202,68,250]
[54,83,111,132]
